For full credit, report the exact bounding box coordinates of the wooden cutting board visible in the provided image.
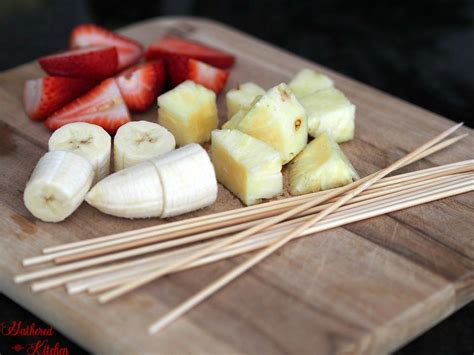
[0,17,473,355]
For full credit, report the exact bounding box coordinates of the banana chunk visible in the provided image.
[113,120,175,171]
[212,129,283,206]
[24,151,94,222]
[225,82,265,119]
[48,122,111,182]
[229,83,307,164]
[288,68,334,98]
[289,133,359,195]
[158,80,218,146]
[86,161,164,218]
[300,87,355,143]
[152,144,218,218]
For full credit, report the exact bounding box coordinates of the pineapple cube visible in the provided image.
[222,95,261,129]
[231,83,308,164]
[289,132,359,195]
[289,68,334,98]
[299,87,355,143]
[226,82,265,118]
[157,80,218,146]
[211,129,283,205]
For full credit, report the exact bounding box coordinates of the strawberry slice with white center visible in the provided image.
[70,24,144,70]
[23,76,96,120]
[145,35,235,69]
[116,60,166,112]
[38,46,118,80]
[45,78,131,134]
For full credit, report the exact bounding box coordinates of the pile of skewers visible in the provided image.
[15,123,473,334]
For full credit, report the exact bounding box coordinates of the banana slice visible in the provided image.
[24,151,94,222]
[86,161,163,218]
[113,120,176,171]
[151,144,217,218]
[48,122,111,182]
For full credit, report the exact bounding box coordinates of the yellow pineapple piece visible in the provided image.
[288,132,359,195]
[299,87,355,143]
[289,68,334,98]
[211,129,283,205]
[157,80,218,145]
[226,82,265,118]
[231,83,307,164]
[222,95,261,129]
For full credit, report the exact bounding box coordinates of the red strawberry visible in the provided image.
[38,46,118,80]
[145,35,235,69]
[23,76,96,120]
[45,78,131,134]
[70,24,144,70]
[167,57,229,94]
[116,60,166,112]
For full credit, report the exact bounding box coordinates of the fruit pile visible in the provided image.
[24,24,234,133]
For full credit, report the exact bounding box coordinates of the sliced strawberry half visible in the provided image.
[116,60,166,112]
[23,76,96,120]
[45,78,131,134]
[70,24,144,70]
[167,57,229,94]
[145,35,235,69]
[39,46,118,80]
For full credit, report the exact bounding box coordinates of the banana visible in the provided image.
[86,143,217,219]
[24,151,94,222]
[151,143,218,218]
[86,161,164,218]
[113,120,175,171]
[48,122,111,182]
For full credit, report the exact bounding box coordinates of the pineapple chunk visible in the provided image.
[226,82,265,119]
[289,132,359,195]
[211,129,283,205]
[289,68,334,98]
[299,87,355,143]
[157,80,218,145]
[222,95,261,129]
[231,83,307,164]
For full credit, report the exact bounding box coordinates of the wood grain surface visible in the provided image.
[0,16,473,354]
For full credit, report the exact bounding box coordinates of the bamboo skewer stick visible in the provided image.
[98,123,464,304]
[41,134,468,255]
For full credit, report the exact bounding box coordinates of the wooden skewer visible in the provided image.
[25,164,471,267]
[98,123,464,304]
[146,123,466,333]
[41,133,468,255]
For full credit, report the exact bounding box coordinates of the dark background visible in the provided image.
[0,0,473,354]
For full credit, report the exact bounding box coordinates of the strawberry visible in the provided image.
[70,24,144,70]
[145,35,235,69]
[116,60,166,112]
[167,57,229,94]
[23,76,96,120]
[45,78,131,134]
[38,46,118,80]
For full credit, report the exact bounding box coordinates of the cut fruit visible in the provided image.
[70,23,144,70]
[145,35,235,68]
[211,129,283,206]
[288,68,333,98]
[45,78,131,134]
[23,76,96,120]
[114,121,175,171]
[157,80,218,145]
[288,132,359,195]
[225,82,265,119]
[38,46,118,80]
[229,83,307,164]
[116,60,166,112]
[299,87,355,143]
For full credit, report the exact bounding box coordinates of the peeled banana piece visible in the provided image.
[24,151,94,222]
[113,120,175,171]
[86,144,217,219]
[48,122,111,182]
